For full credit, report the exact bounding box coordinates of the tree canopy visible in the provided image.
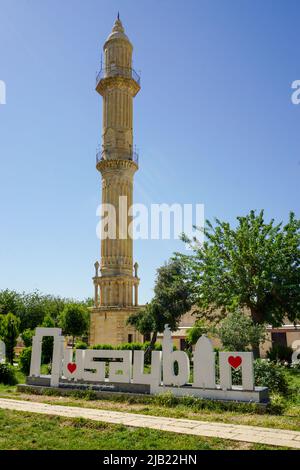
[176,210,300,328]
[217,311,266,352]
[0,289,92,333]
[128,259,193,352]
[59,303,89,347]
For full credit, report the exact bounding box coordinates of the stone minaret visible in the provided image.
[90,16,141,346]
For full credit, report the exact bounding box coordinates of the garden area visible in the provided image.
[0,210,300,449]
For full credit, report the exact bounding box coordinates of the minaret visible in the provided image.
[90,16,141,346]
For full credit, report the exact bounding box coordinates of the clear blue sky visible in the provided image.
[0,0,299,303]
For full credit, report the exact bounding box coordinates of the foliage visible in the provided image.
[92,344,114,350]
[142,342,162,351]
[18,292,68,331]
[0,290,22,316]
[21,329,34,347]
[267,344,294,364]
[268,393,287,415]
[19,347,32,375]
[91,342,163,357]
[254,360,288,394]
[128,259,193,356]
[18,384,271,415]
[0,313,20,364]
[0,289,88,333]
[290,361,300,371]
[186,319,209,345]
[59,303,89,347]
[231,359,288,394]
[0,363,17,385]
[117,342,143,351]
[177,211,300,329]
[75,341,88,350]
[41,315,55,364]
[217,311,266,351]
[154,392,178,407]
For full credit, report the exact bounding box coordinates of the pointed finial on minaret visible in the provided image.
[112,13,124,33]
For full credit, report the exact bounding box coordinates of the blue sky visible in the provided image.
[0,0,299,303]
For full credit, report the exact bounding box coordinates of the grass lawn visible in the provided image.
[0,409,282,450]
[0,367,299,450]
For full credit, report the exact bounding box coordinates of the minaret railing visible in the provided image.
[96,66,140,87]
[96,148,139,166]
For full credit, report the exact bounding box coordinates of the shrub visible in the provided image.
[0,363,17,385]
[92,344,114,350]
[291,361,300,371]
[21,329,34,347]
[186,319,209,345]
[117,342,143,351]
[217,311,265,352]
[75,341,88,350]
[254,360,288,394]
[142,342,162,351]
[232,359,288,394]
[268,392,287,414]
[19,346,32,375]
[254,359,288,394]
[267,344,293,364]
[154,392,178,407]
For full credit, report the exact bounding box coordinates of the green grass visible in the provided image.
[8,389,300,432]
[0,367,299,446]
[0,409,282,450]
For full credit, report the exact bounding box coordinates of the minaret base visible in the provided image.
[89,306,143,346]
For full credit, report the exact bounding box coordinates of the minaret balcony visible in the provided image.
[96,148,139,166]
[96,66,141,89]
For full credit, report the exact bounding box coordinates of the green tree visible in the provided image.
[21,328,35,347]
[217,311,266,352]
[0,290,89,332]
[128,259,193,358]
[186,319,209,346]
[0,313,20,364]
[59,303,89,347]
[177,211,300,356]
[0,290,22,316]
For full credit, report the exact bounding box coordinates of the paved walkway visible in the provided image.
[0,398,300,449]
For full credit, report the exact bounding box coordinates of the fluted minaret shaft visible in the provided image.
[94,17,140,308]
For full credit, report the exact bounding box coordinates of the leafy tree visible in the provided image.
[217,311,266,352]
[0,290,22,316]
[0,290,89,333]
[0,313,20,364]
[19,347,32,375]
[59,303,89,347]
[19,291,57,331]
[186,319,209,346]
[177,211,300,356]
[128,259,193,358]
[21,329,34,347]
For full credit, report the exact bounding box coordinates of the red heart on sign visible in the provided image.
[67,363,77,374]
[228,356,242,369]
